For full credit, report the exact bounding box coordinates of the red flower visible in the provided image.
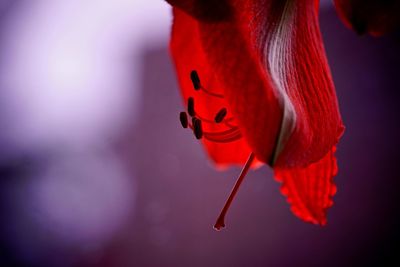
[334,0,400,36]
[167,0,392,230]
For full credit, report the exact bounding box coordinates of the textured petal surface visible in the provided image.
[274,147,338,225]
[170,0,343,168]
[256,0,344,167]
[333,0,400,36]
[170,6,283,166]
[170,8,267,166]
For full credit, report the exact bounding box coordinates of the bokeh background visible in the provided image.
[0,0,399,266]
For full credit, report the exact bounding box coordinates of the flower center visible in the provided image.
[178,70,256,231]
[179,70,242,144]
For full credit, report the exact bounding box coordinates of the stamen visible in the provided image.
[204,132,242,143]
[201,87,224,99]
[214,108,227,123]
[224,120,237,128]
[187,97,195,117]
[204,127,239,137]
[188,123,241,143]
[189,70,224,98]
[195,114,234,125]
[190,70,201,90]
[192,117,203,139]
[179,112,188,128]
[214,153,255,231]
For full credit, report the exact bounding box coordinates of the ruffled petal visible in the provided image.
[274,147,338,225]
[333,0,400,35]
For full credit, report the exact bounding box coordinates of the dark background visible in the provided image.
[0,2,399,267]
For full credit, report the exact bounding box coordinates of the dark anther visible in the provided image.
[179,112,188,128]
[214,108,227,123]
[187,97,195,117]
[190,70,201,90]
[192,117,203,139]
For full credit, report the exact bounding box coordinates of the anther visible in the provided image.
[190,70,201,90]
[192,117,203,139]
[179,112,188,128]
[188,97,195,117]
[214,108,227,123]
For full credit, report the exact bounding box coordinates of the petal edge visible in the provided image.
[274,147,338,225]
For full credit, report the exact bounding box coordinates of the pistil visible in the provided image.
[214,153,255,231]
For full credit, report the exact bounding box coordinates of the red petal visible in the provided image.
[170,0,344,168]
[333,0,400,35]
[258,1,344,167]
[274,147,338,225]
[166,0,233,22]
[170,8,266,166]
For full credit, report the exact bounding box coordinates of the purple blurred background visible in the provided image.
[0,1,399,266]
